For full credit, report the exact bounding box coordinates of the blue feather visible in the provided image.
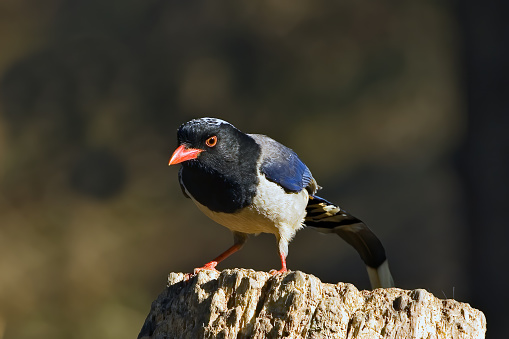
[260,147,313,192]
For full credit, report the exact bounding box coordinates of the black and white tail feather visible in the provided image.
[305,195,394,289]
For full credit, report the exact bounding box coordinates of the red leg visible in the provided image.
[194,243,243,273]
[270,252,288,275]
[193,232,247,274]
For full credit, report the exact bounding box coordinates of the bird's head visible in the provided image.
[168,118,252,169]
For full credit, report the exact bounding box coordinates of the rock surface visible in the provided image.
[138,269,486,339]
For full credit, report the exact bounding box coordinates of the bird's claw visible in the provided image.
[269,268,288,275]
[181,262,220,283]
[193,261,219,274]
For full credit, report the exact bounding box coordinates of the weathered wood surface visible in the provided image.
[138,269,486,339]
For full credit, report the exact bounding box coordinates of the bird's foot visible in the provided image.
[269,268,288,275]
[193,261,219,274]
[182,262,220,281]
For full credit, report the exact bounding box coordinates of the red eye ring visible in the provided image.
[205,135,217,147]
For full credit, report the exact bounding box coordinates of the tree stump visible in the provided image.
[138,269,486,339]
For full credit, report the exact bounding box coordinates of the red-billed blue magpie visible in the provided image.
[169,118,394,289]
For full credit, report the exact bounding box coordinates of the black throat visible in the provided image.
[180,134,260,213]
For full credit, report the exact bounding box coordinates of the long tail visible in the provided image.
[304,195,394,289]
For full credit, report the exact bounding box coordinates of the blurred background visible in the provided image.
[0,0,507,338]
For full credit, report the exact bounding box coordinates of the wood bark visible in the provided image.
[138,269,486,339]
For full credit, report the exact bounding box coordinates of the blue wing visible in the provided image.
[251,134,315,193]
[261,152,313,192]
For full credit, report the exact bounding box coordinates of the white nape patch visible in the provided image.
[189,173,308,255]
[193,117,233,127]
[366,260,394,289]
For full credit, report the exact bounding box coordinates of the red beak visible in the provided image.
[168,145,203,165]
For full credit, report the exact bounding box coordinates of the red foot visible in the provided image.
[269,268,288,275]
[193,261,219,274]
[269,252,288,275]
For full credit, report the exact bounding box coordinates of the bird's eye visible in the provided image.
[205,136,217,147]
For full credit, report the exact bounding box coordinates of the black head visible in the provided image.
[170,118,250,166]
[169,117,260,212]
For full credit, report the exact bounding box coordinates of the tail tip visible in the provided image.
[367,260,394,289]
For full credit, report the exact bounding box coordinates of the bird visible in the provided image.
[168,117,394,289]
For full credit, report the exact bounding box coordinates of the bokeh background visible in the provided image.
[0,0,507,338]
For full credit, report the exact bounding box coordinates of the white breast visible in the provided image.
[189,172,308,241]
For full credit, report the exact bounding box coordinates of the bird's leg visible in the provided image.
[193,244,240,273]
[270,236,289,275]
[269,252,288,275]
[193,232,247,274]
